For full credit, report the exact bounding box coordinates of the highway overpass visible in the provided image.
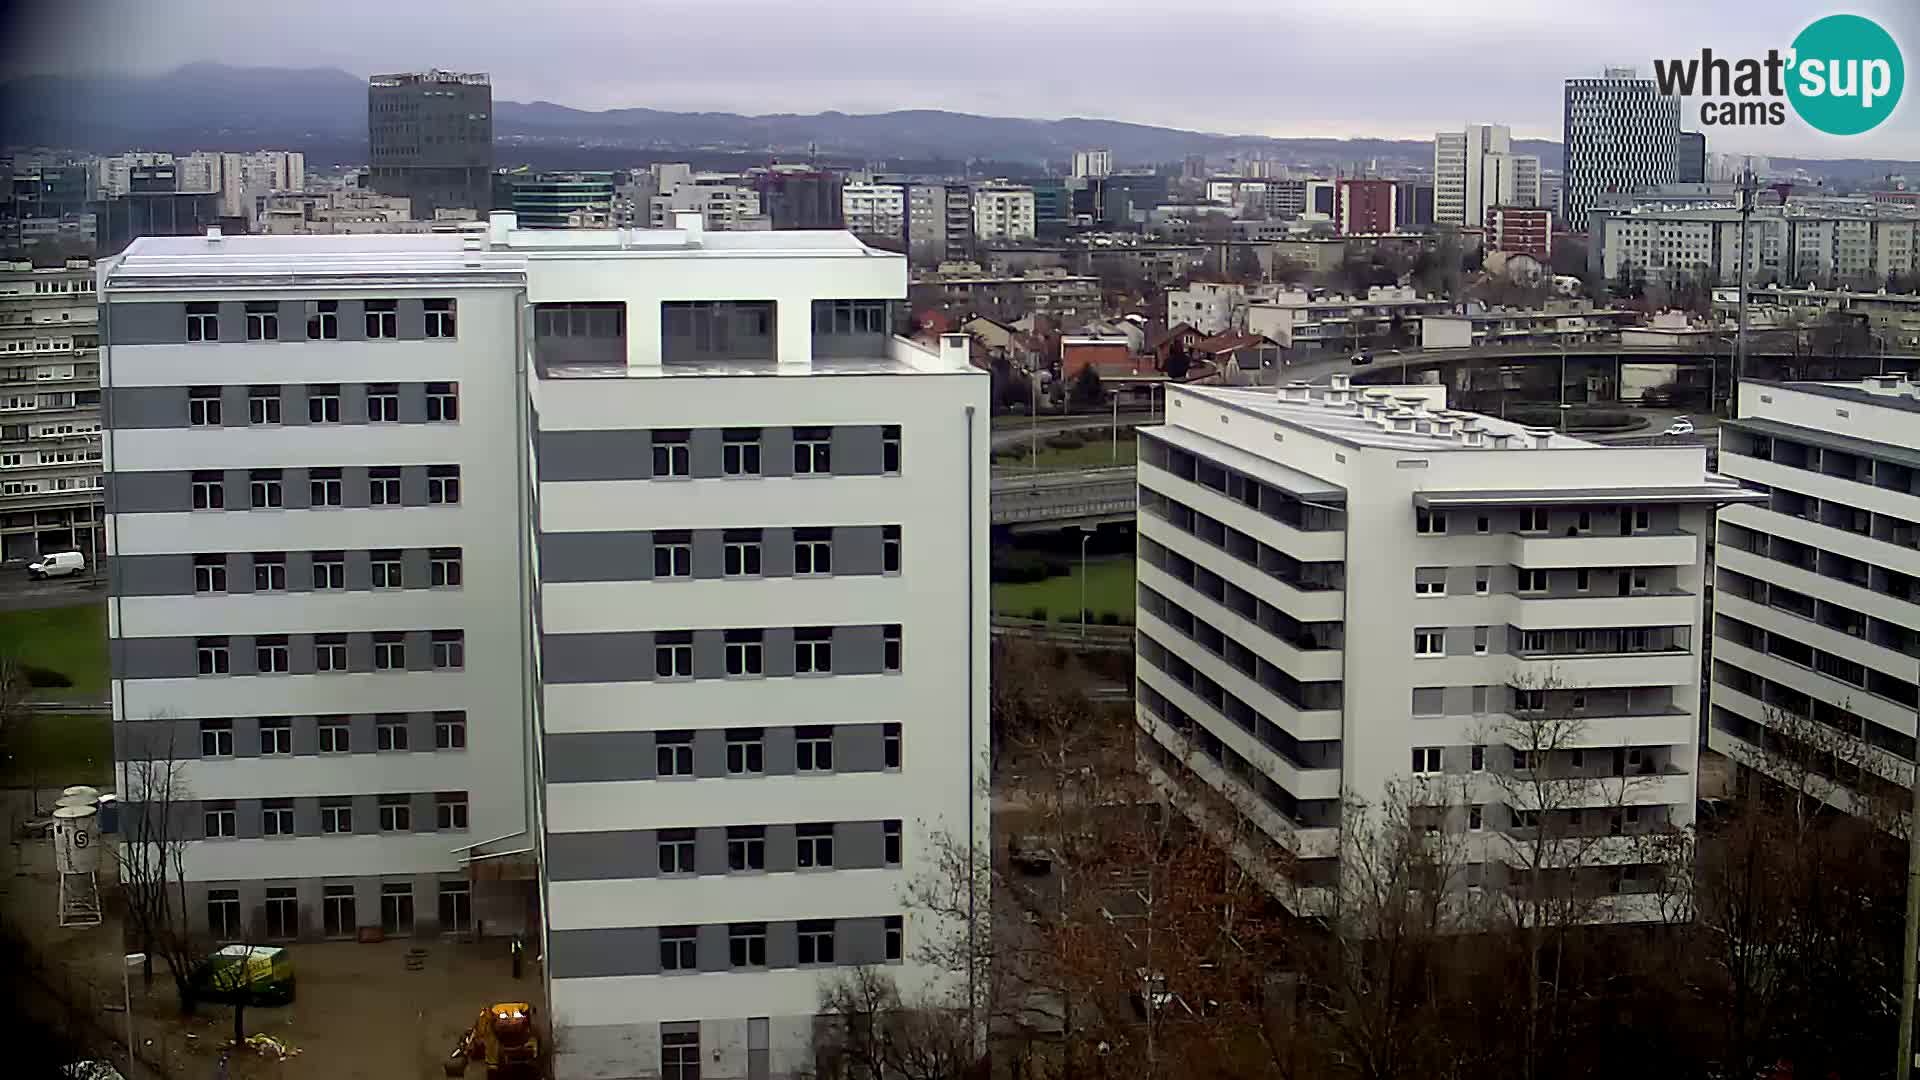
[991,466,1136,530]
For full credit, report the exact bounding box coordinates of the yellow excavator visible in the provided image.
[444,1002,541,1078]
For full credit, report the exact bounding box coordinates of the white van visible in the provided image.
[28,551,85,579]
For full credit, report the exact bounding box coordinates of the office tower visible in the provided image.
[1073,149,1114,180]
[0,258,102,560]
[511,172,616,228]
[971,183,1035,242]
[1434,124,1540,228]
[1393,180,1436,229]
[1563,69,1680,231]
[101,212,988,1080]
[753,168,845,230]
[1136,377,1757,919]
[368,70,494,219]
[1677,131,1707,184]
[1712,376,1920,819]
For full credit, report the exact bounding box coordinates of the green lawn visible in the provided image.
[0,602,109,701]
[0,712,111,788]
[994,437,1138,472]
[992,558,1136,622]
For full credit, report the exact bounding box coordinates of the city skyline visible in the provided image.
[5,0,1917,160]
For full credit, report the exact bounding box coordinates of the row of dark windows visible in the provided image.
[188,382,457,425]
[184,299,455,342]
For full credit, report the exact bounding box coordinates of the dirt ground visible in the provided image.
[5,788,547,1080]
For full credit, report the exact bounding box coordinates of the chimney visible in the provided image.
[1522,425,1555,449]
[1329,372,1351,392]
[1281,381,1312,402]
[1431,416,1457,438]
[1460,424,1486,448]
[675,210,705,241]
[487,210,516,245]
[1397,394,1428,416]
[939,333,971,369]
[1489,431,1513,449]
[204,225,222,243]
[1326,386,1352,406]
[1389,409,1416,432]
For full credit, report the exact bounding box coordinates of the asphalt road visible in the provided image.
[0,573,105,612]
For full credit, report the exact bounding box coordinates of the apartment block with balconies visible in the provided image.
[1711,376,1920,818]
[0,258,104,561]
[1136,376,1759,920]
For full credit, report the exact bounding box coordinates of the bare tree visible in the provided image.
[115,719,206,1012]
[810,967,975,1080]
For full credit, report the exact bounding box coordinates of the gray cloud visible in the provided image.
[4,0,1918,158]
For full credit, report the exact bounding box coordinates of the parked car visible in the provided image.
[1664,417,1696,436]
[27,551,85,579]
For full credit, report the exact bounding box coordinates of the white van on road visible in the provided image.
[28,551,86,579]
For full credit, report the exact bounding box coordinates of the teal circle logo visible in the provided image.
[1788,14,1904,135]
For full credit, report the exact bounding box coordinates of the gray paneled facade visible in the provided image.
[538,424,894,483]
[540,624,893,685]
[547,916,897,979]
[546,819,897,881]
[544,723,894,783]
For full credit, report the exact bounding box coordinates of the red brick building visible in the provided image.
[1486,205,1552,260]
[1336,179,1397,236]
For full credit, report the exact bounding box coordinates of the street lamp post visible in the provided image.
[124,951,144,1074]
[1078,529,1092,643]
[1029,368,1039,472]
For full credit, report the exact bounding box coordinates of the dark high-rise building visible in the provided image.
[1031,177,1073,225]
[1393,181,1436,228]
[752,169,844,229]
[96,191,229,255]
[1100,173,1168,228]
[367,70,494,220]
[1677,131,1707,184]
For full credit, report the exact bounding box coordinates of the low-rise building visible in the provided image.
[1248,286,1451,353]
[1166,282,1251,335]
[1488,206,1553,260]
[843,183,906,242]
[1419,304,1629,350]
[910,267,1101,324]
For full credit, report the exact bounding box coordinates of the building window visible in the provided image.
[727,922,768,969]
[654,532,692,578]
[797,920,836,965]
[1412,746,1443,774]
[427,465,460,504]
[882,525,901,574]
[656,731,694,777]
[796,823,835,869]
[191,471,224,510]
[1512,808,1540,830]
[1518,569,1549,594]
[365,300,398,338]
[307,301,339,340]
[432,631,465,670]
[1520,507,1549,533]
[1413,629,1444,657]
[370,468,402,505]
[723,429,761,476]
[793,427,831,474]
[426,547,462,588]
[880,722,902,769]
[378,795,412,832]
[885,915,903,961]
[794,528,833,576]
[188,387,222,426]
[309,467,343,506]
[723,531,761,577]
[660,927,699,972]
[1415,508,1446,535]
[1473,626,1489,656]
[1414,570,1445,596]
[424,299,457,338]
[249,469,283,509]
[654,632,693,679]
[262,798,295,836]
[658,829,696,875]
[726,728,764,775]
[207,889,241,937]
[204,805,237,838]
[318,716,350,753]
[1474,566,1490,595]
[435,712,467,750]
[1476,515,1490,534]
[307,384,340,423]
[795,628,832,674]
[1472,745,1486,771]
[248,386,281,424]
[380,883,414,934]
[373,633,406,671]
[322,884,356,936]
[436,792,469,830]
[252,552,286,592]
[880,424,903,474]
[193,554,227,594]
[312,551,345,590]
[662,1029,700,1080]
[1575,569,1591,592]
[727,826,766,871]
[376,715,410,751]
[371,550,403,589]
[258,716,292,755]
[321,801,352,834]
[186,302,219,342]
[651,430,690,477]
[196,636,230,675]
[200,718,233,757]
[1469,805,1484,831]
[366,383,400,423]
[424,381,459,422]
[884,819,903,865]
[796,726,834,772]
[439,880,472,932]
[724,629,763,677]
[1632,509,1651,533]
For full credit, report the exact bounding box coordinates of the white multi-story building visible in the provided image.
[1135,377,1758,918]
[102,214,989,1080]
[649,176,768,231]
[841,182,906,241]
[1594,204,1920,287]
[971,183,1036,242]
[1073,149,1113,180]
[1166,282,1251,335]
[0,258,103,561]
[1711,376,1920,819]
[1562,69,1680,231]
[1434,124,1540,229]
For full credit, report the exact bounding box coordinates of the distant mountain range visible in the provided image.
[2,63,1913,182]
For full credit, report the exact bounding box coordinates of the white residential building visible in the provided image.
[1073,149,1113,180]
[0,258,103,560]
[649,176,768,232]
[1166,282,1251,335]
[1594,204,1920,287]
[102,215,989,1080]
[1434,124,1540,228]
[1711,376,1920,819]
[841,182,906,241]
[1135,377,1757,919]
[971,183,1037,242]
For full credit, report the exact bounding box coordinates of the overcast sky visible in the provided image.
[5,0,1918,158]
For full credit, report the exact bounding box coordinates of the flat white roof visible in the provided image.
[1183,384,1584,453]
